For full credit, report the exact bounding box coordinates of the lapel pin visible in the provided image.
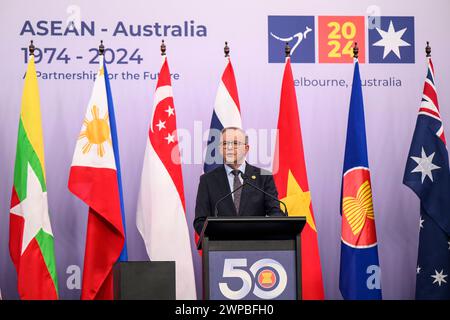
[251,175,256,180]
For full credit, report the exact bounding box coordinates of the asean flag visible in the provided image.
[339,59,382,300]
[273,55,324,300]
[68,55,125,300]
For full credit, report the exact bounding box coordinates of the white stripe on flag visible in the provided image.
[136,140,197,300]
[214,81,242,128]
[71,57,116,170]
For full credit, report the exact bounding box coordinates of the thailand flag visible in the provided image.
[203,55,242,173]
[196,54,242,250]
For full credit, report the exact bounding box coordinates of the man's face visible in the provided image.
[220,129,249,166]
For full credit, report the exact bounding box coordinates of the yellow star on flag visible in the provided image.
[281,170,316,232]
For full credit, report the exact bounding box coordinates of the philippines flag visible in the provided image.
[203,54,242,173]
[136,51,197,299]
[68,55,125,299]
[403,54,450,299]
[339,58,382,299]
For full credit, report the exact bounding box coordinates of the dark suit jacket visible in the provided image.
[194,163,284,235]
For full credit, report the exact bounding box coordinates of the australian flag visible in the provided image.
[403,57,450,299]
[340,59,382,300]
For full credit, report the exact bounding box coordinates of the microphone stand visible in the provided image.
[213,182,246,217]
[240,173,289,216]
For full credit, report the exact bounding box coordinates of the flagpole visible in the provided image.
[224,41,230,57]
[425,41,431,57]
[285,41,291,57]
[161,39,166,56]
[353,41,359,60]
[98,40,104,56]
[29,40,35,56]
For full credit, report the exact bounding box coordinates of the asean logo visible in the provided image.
[219,258,288,299]
[257,268,277,289]
[341,168,378,248]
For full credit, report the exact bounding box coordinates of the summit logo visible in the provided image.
[268,16,315,63]
[268,15,414,64]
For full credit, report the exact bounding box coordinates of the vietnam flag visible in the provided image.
[68,55,125,300]
[273,55,324,300]
[9,53,58,300]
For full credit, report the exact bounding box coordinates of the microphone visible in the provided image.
[213,181,246,217]
[240,172,289,216]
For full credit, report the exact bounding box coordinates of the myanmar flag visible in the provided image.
[273,56,324,299]
[9,54,59,299]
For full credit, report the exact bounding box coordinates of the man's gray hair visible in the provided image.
[221,127,249,145]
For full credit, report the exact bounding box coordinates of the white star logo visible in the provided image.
[373,20,411,59]
[431,269,448,286]
[156,119,166,131]
[410,147,440,183]
[165,133,175,144]
[417,266,421,274]
[419,216,424,229]
[10,164,54,254]
[165,105,175,117]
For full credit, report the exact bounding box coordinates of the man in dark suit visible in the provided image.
[194,127,284,235]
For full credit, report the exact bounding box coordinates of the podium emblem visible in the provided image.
[258,269,277,289]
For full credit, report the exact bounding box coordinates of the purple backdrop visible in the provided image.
[1,0,449,299]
